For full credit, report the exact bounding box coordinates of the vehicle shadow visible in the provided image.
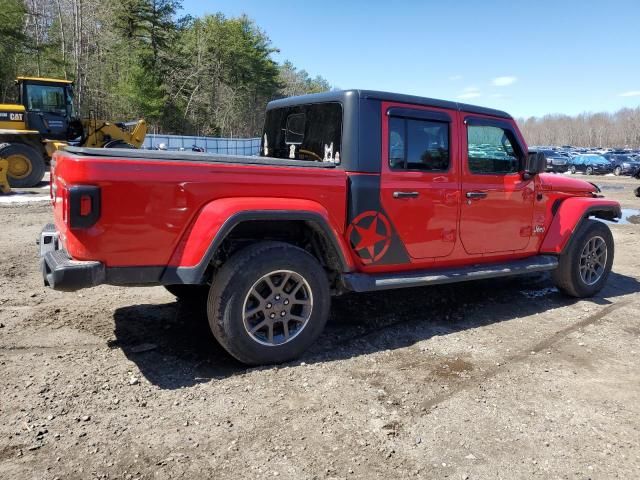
[110,271,640,389]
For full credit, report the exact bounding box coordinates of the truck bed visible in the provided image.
[64,147,338,169]
[52,147,348,269]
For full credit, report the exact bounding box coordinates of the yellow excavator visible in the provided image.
[0,76,147,191]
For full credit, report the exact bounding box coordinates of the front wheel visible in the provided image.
[207,241,331,365]
[552,219,614,298]
[586,166,593,175]
[614,166,622,176]
[570,165,577,174]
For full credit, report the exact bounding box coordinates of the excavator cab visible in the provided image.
[0,76,146,190]
[17,77,80,141]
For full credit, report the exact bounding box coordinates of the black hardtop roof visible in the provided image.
[267,89,512,120]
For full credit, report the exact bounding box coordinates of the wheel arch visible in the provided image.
[161,198,353,285]
[540,197,621,255]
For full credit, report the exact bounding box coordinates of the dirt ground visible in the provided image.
[1,174,639,479]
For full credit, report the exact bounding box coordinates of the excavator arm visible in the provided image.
[81,119,147,148]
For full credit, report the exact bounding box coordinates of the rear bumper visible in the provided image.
[39,224,105,291]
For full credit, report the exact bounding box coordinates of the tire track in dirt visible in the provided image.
[418,299,631,411]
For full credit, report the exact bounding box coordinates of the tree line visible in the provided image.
[0,0,330,137]
[518,107,640,148]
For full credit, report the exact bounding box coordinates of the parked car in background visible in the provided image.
[540,149,569,173]
[569,154,614,175]
[603,153,640,176]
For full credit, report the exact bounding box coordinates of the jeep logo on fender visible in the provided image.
[0,112,24,122]
[346,211,393,264]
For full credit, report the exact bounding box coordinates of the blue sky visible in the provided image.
[181,0,640,118]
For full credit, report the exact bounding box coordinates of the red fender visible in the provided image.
[539,197,621,254]
[168,197,354,270]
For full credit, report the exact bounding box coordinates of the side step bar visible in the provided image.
[342,255,558,293]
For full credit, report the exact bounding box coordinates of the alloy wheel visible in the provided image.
[242,270,313,346]
[579,236,607,286]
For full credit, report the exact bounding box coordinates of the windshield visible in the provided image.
[25,84,69,114]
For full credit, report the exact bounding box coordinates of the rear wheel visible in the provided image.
[614,166,622,176]
[207,241,330,365]
[552,219,614,297]
[0,143,46,188]
[570,165,577,174]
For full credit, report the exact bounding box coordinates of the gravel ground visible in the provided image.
[1,174,639,479]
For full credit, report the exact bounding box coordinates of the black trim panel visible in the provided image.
[387,107,451,122]
[343,255,558,292]
[160,210,351,285]
[68,185,101,229]
[41,249,105,292]
[346,175,411,266]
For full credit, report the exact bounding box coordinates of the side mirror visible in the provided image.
[524,151,546,178]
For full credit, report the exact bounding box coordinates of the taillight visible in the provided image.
[67,185,101,229]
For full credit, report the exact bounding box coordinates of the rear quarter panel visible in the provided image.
[52,152,349,268]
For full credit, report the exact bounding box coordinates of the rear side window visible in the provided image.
[262,102,342,163]
[467,125,519,174]
[388,117,449,171]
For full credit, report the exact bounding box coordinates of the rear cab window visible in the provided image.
[261,102,342,163]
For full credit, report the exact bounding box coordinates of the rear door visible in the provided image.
[459,116,535,255]
[380,103,460,260]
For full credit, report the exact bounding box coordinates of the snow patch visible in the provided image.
[0,195,50,204]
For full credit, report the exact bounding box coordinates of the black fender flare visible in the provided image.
[160,210,351,285]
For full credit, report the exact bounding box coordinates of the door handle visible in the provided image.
[465,191,488,200]
[393,191,419,199]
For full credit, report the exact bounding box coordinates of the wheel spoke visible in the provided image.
[245,303,264,318]
[280,272,292,292]
[292,298,311,306]
[289,314,307,323]
[264,276,277,295]
[251,287,268,301]
[267,323,274,343]
[282,321,290,340]
[250,318,270,334]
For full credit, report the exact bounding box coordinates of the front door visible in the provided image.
[459,117,535,255]
[380,103,460,260]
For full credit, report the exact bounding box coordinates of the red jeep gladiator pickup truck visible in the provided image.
[40,90,621,365]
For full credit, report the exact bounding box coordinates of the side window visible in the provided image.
[388,116,449,171]
[467,125,520,174]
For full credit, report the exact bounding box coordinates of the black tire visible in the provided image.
[207,241,331,365]
[552,219,614,298]
[570,165,577,174]
[0,143,46,188]
[164,284,209,301]
[585,166,593,175]
[614,166,622,176]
